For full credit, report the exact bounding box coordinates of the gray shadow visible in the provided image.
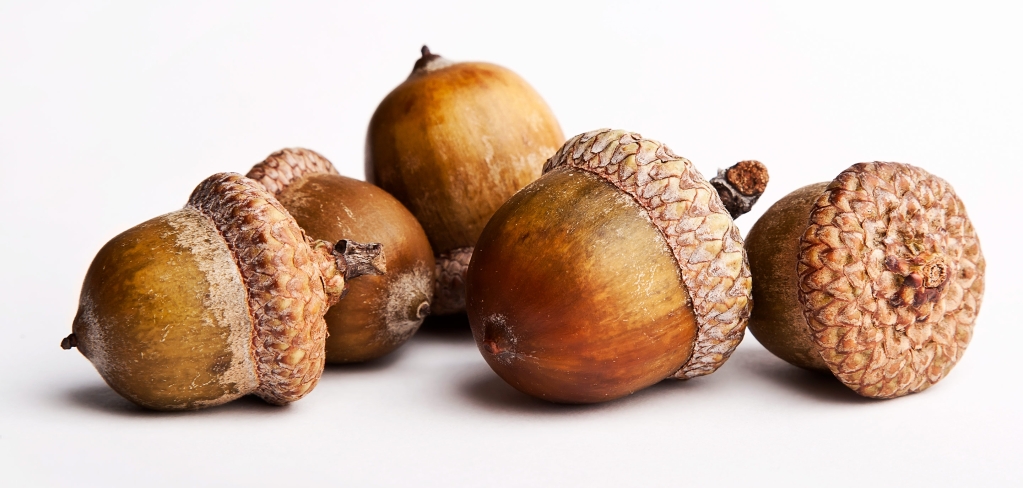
[415,313,474,343]
[458,367,707,415]
[731,346,874,404]
[321,346,407,375]
[62,383,287,417]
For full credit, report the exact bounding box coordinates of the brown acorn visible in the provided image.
[465,129,768,403]
[62,173,385,410]
[745,162,985,398]
[366,46,564,315]
[247,148,435,363]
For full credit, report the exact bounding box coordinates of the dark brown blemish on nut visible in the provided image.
[481,314,514,359]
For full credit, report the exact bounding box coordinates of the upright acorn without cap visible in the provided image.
[366,46,564,315]
[62,173,384,410]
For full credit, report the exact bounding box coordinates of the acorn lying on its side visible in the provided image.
[466,129,768,403]
[745,162,984,398]
[248,148,434,363]
[63,173,384,410]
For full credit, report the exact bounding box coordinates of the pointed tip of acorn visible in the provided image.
[416,301,431,320]
[410,45,452,77]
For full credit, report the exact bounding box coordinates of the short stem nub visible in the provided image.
[409,45,453,77]
[308,238,386,306]
[61,333,78,350]
[415,301,431,320]
[412,45,442,72]
[334,240,387,280]
[710,160,770,219]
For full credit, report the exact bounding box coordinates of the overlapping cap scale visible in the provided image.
[798,162,984,398]
[186,173,329,405]
[543,129,752,379]
[246,147,339,195]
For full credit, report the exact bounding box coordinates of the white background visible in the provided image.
[2,1,1021,486]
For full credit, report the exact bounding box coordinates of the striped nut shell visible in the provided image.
[187,173,332,405]
[798,162,985,398]
[544,129,752,379]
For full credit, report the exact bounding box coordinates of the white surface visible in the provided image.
[1,1,1021,486]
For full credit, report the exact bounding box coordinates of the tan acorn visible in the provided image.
[247,148,434,363]
[62,173,385,410]
[465,129,768,403]
[366,46,565,315]
[745,162,985,398]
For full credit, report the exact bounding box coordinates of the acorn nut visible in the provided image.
[745,162,985,398]
[62,173,385,410]
[466,129,767,403]
[366,46,564,315]
[248,148,434,363]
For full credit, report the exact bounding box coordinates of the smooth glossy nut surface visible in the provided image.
[745,182,831,371]
[72,208,258,410]
[276,173,434,363]
[467,167,698,403]
[366,49,564,314]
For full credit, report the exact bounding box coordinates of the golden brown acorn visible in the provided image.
[466,129,768,403]
[247,148,434,363]
[745,162,985,398]
[62,173,384,410]
[366,46,564,315]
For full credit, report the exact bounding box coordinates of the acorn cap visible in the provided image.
[247,147,340,195]
[797,162,985,398]
[186,173,330,405]
[543,129,752,379]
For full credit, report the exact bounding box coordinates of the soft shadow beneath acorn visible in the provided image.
[458,368,691,415]
[321,347,407,375]
[733,345,873,404]
[63,383,287,417]
[415,313,475,343]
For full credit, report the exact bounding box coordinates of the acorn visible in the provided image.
[247,148,434,363]
[62,173,385,410]
[366,46,564,315]
[465,129,768,403]
[745,162,985,398]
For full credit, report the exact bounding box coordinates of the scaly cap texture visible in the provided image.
[187,173,329,405]
[798,162,984,398]
[543,129,752,379]
[433,247,473,315]
[247,147,339,196]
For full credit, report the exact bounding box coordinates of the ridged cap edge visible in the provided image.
[186,173,328,404]
[543,129,752,379]
[247,148,339,196]
[798,162,985,398]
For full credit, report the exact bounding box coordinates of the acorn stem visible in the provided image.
[61,333,78,350]
[335,240,387,280]
[308,238,386,306]
[710,160,770,219]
